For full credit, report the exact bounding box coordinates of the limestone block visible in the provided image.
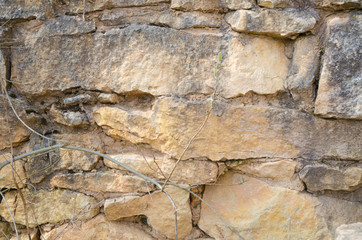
[58,148,98,171]
[257,0,291,8]
[221,0,255,10]
[171,0,223,12]
[105,153,219,185]
[105,186,192,239]
[0,189,99,227]
[50,105,89,127]
[0,0,52,20]
[51,172,155,193]
[198,172,332,239]
[336,223,362,240]
[0,153,26,188]
[94,97,362,161]
[315,14,362,119]
[299,164,362,192]
[225,8,318,38]
[41,214,154,240]
[311,0,361,10]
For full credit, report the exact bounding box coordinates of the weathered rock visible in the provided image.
[312,0,362,10]
[58,148,98,171]
[0,153,26,188]
[0,0,52,20]
[225,8,318,38]
[315,14,362,119]
[10,228,38,240]
[335,222,362,240]
[0,221,10,240]
[105,153,219,185]
[156,11,222,29]
[50,105,89,127]
[221,0,254,9]
[0,189,99,227]
[94,97,362,161]
[299,164,362,192]
[41,214,155,240]
[198,171,332,239]
[63,94,91,106]
[257,0,291,8]
[97,93,120,104]
[171,0,223,12]
[0,97,31,151]
[51,172,154,193]
[286,35,320,112]
[105,186,192,239]
[221,35,288,96]
[231,159,298,180]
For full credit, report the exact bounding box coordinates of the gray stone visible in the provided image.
[336,223,362,240]
[64,94,91,106]
[221,0,254,10]
[299,164,362,192]
[225,8,318,38]
[311,0,362,10]
[51,172,155,193]
[315,14,362,119]
[0,0,52,20]
[50,105,89,127]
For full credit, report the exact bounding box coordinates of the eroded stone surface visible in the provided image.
[335,222,362,240]
[58,148,98,171]
[0,153,26,188]
[94,97,362,161]
[41,214,155,240]
[221,0,254,10]
[51,172,154,193]
[225,8,318,38]
[0,0,52,20]
[312,0,362,10]
[315,14,362,119]
[0,189,99,227]
[257,0,292,8]
[299,164,362,192]
[199,171,331,239]
[105,153,219,185]
[50,105,89,127]
[171,0,223,12]
[105,186,192,239]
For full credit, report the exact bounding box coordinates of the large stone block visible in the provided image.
[0,0,52,20]
[225,8,318,38]
[315,14,362,119]
[311,0,361,10]
[171,0,223,12]
[94,97,362,161]
[198,172,332,239]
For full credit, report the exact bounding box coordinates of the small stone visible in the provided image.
[58,148,98,171]
[50,105,88,127]
[198,171,332,239]
[105,186,192,239]
[231,159,298,180]
[335,222,362,240]
[221,0,254,10]
[225,8,318,38]
[50,172,154,193]
[63,94,91,106]
[171,0,223,12]
[97,93,120,104]
[156,11,223,29]
[299,164,362,192]
[315,14,362,119]
[41,214,154,240]
[257,0,291,8]
[0,153,26,188]
[0,189,99,227]
[105,153,219,185]
[311,0,362,10]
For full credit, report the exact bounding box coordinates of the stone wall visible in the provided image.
[0,0,361,239]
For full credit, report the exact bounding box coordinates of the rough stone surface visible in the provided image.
[0,0,52,20]
[0,153,26,188]
[225,8,318,38]
[171,0,223,12]
[221,0,254,9]
[97,93,120,104]
[51,172,155,193]
[299,164,362,192]
[198,171,332,239]
[335,222,362,240]
[104,186,192,239]
[63,94,91,106]
[41,214,155,240]
[94,98,362,161]
[58,148,98,171]
[312,0,362,10]
[50,105,89,127]
[231,159,298,180]
[257,0,291,8]
[315,14,362,119]
[0,189,99,227]
[105,153,219,185]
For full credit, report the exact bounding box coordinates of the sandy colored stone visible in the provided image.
[0,189,99,227]
[97,93,120,103]
[0,221,10,240]
[171,0,223,12]
[221,35,288,96]
[299,164,362,192]
[335,222,362,240]
[315,14,362,119]
[156,11,222,29]
[198,171,332,240]
[221,0,254,9]
[94,97,362,161]
[105,186,192,239]
[105,153,219,185]
[50,105,89,127]
[225,8,318,38]
[50,172,155,193]
[10,228,38,240]
[231,159,298,180]
[312,0,361,10]
[58,148,98,171]
[0,0,52,19]
[0,153,26,188]
[41,214,155,240]
[257,0,291,8]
